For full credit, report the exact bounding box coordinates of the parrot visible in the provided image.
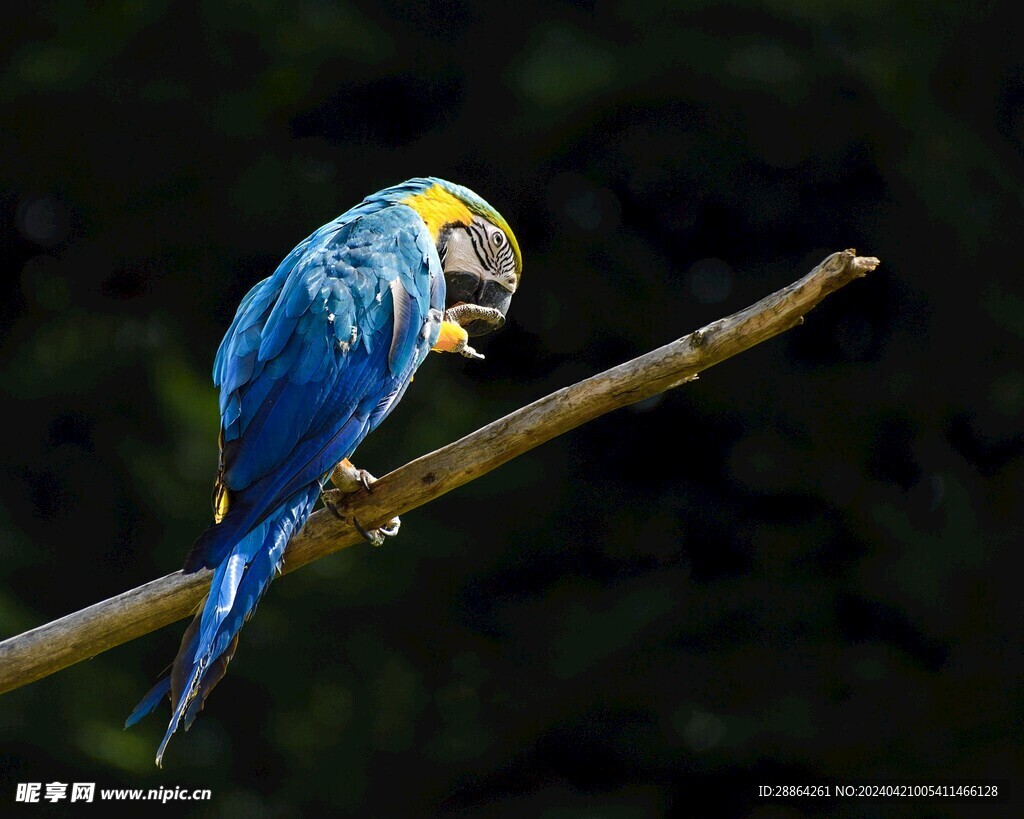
[125,177,522,765]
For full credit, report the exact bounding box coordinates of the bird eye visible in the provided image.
[492,231,505,247]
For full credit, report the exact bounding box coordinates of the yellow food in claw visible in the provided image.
[432,320,468,353]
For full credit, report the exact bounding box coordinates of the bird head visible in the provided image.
[401,178,522,337]
[438,211,520,336]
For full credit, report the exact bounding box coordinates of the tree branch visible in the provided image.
[0,249,879,696]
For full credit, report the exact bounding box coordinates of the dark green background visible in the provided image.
[2,2,1021,816]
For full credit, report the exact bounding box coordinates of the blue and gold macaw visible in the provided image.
[126,178,521,765]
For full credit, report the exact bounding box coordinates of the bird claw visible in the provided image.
[353,515,401,547]
[358,469,375,493]
[444,303,504,333]
[322,491,345,521]
[331,458,377,494]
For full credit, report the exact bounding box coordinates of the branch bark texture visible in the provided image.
[0,249,879,695]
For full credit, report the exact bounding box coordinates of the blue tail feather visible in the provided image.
[128,484,320,766]
[124,676,171,728]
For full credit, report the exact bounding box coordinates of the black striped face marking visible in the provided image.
[465,216,518,291]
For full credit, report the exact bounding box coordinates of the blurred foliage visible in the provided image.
[2,1,1022,816]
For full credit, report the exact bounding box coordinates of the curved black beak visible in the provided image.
[444,271,515,336]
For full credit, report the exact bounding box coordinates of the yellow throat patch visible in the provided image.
[402,184,473,239]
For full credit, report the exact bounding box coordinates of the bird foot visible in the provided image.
[331,458,376,493]
[353,515,402,547]
[325,459,401,546]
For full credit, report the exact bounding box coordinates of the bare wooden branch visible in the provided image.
[0,249,879,695]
